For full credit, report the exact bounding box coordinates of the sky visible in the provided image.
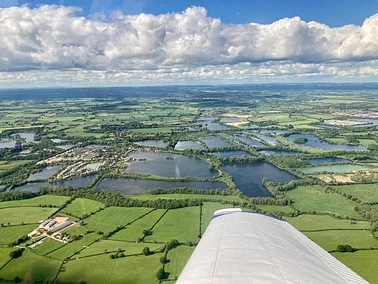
[1,0,378,88]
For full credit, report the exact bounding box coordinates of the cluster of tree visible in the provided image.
[221,156,261,164]
[142,247,152,256]
[9,235,29,247]
[38,187,202,209]
[336,244,356,253]
[0,190,37,202]
[293,137,308,144]
[109,248,126,259]
[9,248,24,259]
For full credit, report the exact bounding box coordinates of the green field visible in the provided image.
[256,204,295,214]
[85,207,152,234]
[110,209,166,242]
[61,198,105,218]
[0,207,57,225]
[333,250,378,284]
[0,249,61,282]
[301,164,370,174]
[0,195,70,209]
[144,207,200,243]
[0,160,34,174]
[304,230,378,251]
[47,233,100,260]
[78,240,163,258]
[286,214,370,231]
[130,194,242,202]
[165,246,195,280]
[334,184,378,203]
[0,248,14,268]
[58,253,162,284]
[0,224,38,246]
[284,186,361,218]
[33,238,65,256]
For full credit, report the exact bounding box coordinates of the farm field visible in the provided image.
[144,207,200,243]
[2,85,378,283]
[61,198,105,218]
[0,207,57,225]
[284,186,362,219]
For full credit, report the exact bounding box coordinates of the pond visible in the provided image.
[309,157,350,165]
[224,161,299,197]
[199,122,230,131]
[287,134,368,151]
[13,175,97,192]
[200,137,231,149]
[126,152,218,178]
[236,136,266,147]
[27,166,64,181]
[259,150,304,156]
[301,165,369,174]
[174,141,205,151]
[253,134,281,145]
[15,132,37,143]
[97,178,227,194]
[51,138,67,143]
[0,140,16,149]
[197,117,217,121]
[211,150,252,158]
[133,140,168,148]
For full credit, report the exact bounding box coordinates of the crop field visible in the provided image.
[61,198,105,218]
[334,184,378,203]
[332,250,378,284]
[58,253,162,284]
[304,230,378,251]
[0,224,38,246]
[144,207,200,243]
[85,207,153,234]
[164,246,196,280]
[33,238,65,256]
[286,215,370,231]
[0,207,57,225]
[77,240,163,258]
[110,209,166,241]
[0,195,70,209]
[47,233,100,260]
[255,204,295,214]
[284,186,361,219]
[200,202,231,232]
[0,249,61,282]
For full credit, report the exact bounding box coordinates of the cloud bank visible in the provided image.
[1,5,378,86]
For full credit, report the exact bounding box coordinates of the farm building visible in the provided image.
[177,209,368,284]
[49,221,72,233]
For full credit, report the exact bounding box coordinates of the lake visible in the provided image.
[200,137,231,149]
[97,178,227,194]
[27,166,64,181]
[253,134,281,145]
[211,150,252,158]
[259,150,304,156]
[236,136,266,147]
[352,118,378,128]
[309,157,350,165]
[197,117,217,121]
[174,141,205,151]
[126,152,218,178]
[13,175,97,192]
[301,165,369,174]
[220,117,241,123]
[287,134,368,151]
[0,140,16,149]
[224,161,299,197]
[133,140,168,148]
[57,144,76,150]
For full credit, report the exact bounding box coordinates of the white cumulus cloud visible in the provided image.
[1,5,378,86]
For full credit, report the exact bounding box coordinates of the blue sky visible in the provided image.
[2,0,378,26]
[1,0,378,87]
